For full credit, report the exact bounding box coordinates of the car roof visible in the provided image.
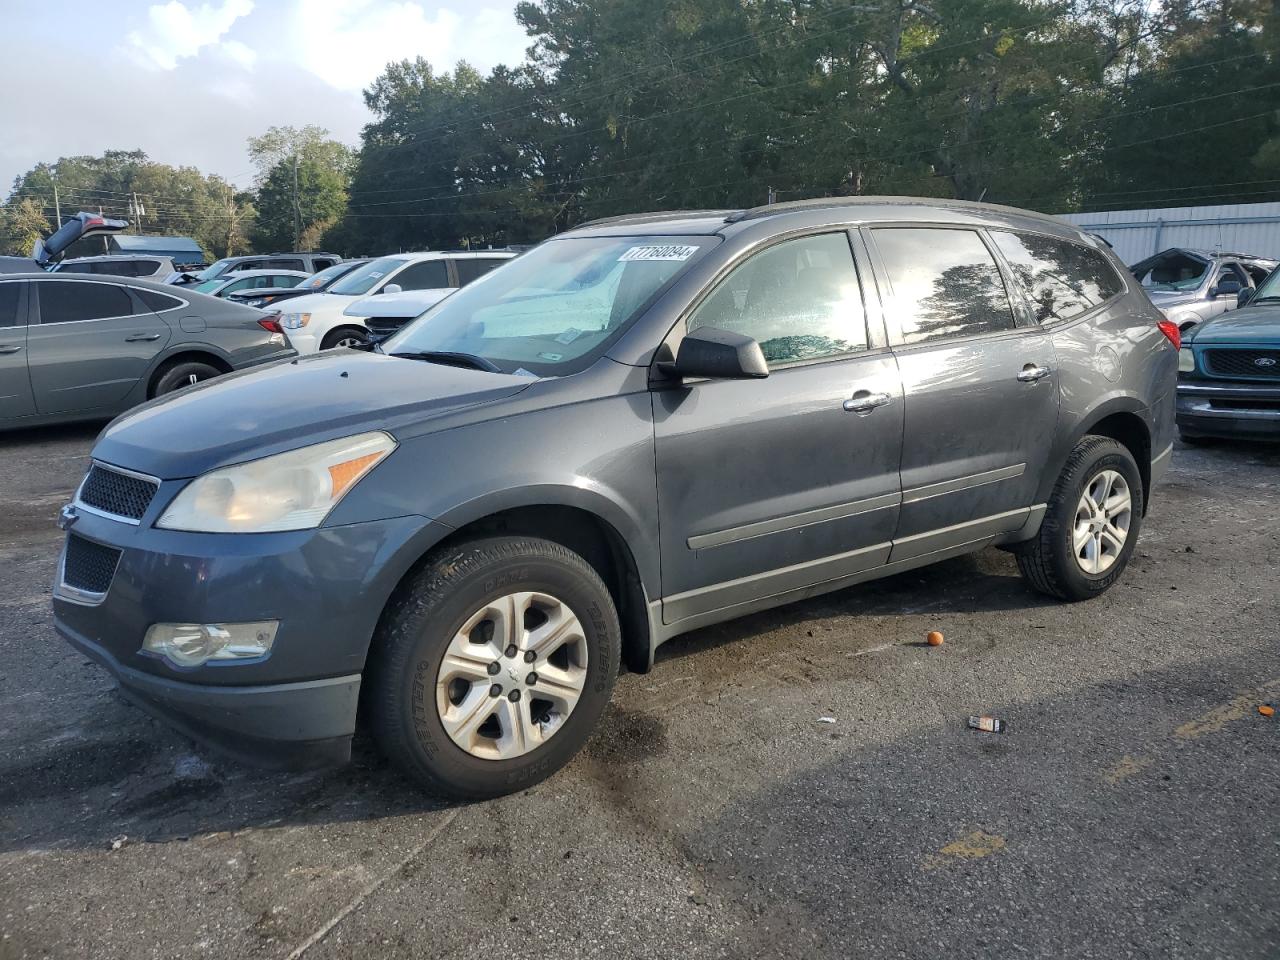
[0,272,199,292]
[384,250,519,262]
[561,196,1087,241]
[210,268,308,279]
[58,254,170,263]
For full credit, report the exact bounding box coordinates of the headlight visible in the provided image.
[282,312,311,329]
[1178,347,1195,372]
[143,621,278,667]
[157,432,396,533]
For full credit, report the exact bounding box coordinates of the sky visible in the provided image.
[0,0,533,195]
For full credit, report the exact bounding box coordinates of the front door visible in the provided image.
[0,281,34,420]
[27,279,171,415]
[866,225,1059,558]
[653,231,903,624]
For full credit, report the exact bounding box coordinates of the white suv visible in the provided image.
[279,250,517,353]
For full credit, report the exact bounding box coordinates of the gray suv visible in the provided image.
[52,197,1176,798]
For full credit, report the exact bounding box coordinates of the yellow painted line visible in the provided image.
[1102,755,1153,784]
[1175,679,1280,740]
[922,830,1006,870]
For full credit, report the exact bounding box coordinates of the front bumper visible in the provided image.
[283,327,320,354]
[53,506,446,768]
[1176,381,1280,439]
[60,622,360,768]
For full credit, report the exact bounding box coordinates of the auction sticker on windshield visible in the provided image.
[619,245,698,262]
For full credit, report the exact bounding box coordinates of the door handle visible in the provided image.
[1017,363,1051,382]
[843,390,893,414]
[0,344,22,355]
[125,333,162,342]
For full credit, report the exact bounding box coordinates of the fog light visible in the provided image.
[142,621,278,668]
[1178,348,1195,372]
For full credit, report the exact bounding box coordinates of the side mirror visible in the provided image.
[382,283,402,295]
[1237,287,1256,308]
[666,327,769,380]
[1212,279,1242,298]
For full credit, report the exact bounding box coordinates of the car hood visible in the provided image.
[277,291,358,314]
[346,289,450,319]
[93,351,534,479]
[1186,304,1280,345]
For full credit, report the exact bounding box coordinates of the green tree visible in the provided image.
[0,197,51,257]
[248,126,352,251]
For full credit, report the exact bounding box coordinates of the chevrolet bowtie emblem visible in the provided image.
[57,504,78,531]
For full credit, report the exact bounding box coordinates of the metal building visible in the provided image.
[1058,201,1280,265]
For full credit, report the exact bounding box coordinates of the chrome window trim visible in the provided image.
[28,277,180,325]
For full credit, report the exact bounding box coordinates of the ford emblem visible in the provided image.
[1255,356,1277,367]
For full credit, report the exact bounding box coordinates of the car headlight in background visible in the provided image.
[1178,347,1195,372]
[281,312,311,329]
[143,621,278,667]
[157,431,397,533]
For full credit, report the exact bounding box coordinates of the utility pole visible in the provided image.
[52,178,62,225]
[767,185,777,205]
[292,153,302,251]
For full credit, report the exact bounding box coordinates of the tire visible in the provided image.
[152,360,221,396]
[1016,435,1144,602]
[320,326,369,350]
[368,536,620,799]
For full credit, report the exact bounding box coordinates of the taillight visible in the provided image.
[257,313,283,333]
[1157,319,1181,350]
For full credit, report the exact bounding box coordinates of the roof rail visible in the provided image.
[725,194,1059,224]
[574,209,738,229]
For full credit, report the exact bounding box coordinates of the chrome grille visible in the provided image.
[1205,348,1280,380]
[77,463,158,522]
[62,535,121,596]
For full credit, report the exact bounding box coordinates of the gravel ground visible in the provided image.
[0,423,1277,960]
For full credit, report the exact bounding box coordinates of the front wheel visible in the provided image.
[152,360,220,396]
[320,326,369,350]
[368,537,620,799]
[1016,435,1143,601]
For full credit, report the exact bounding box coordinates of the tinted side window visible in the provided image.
[874,228,1015,344]
[136,288,184,312]
[454,258,506,285]
[38,281,136,324]
[267,258,305,271]
[688,232,867,366]
[0,282,20,327]
[57,261,93,274]
[312,258,336,270]
[993,231,1125,323]
[393,260,449,290]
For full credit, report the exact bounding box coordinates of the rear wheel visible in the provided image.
[152,360,221,396]
[1016,435,1143,601]
[320,326,369,350]
[368,537,620,799]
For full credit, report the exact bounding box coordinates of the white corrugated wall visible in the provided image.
[1057,202,1280,265]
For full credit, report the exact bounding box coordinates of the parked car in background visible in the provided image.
[1131,247,1277,333]
[344,287,455,342]
[0,273,294,430]
[279,250,516,352]
[53,255,179,281]
[225,259,370,310]
[51,197,1175,798]
[169,252,342,286]
[1176,267,1280,442]
[188,269,310,299]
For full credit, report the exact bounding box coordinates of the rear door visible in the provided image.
[653,230,903,623]
[865,225,1059,558]
[0,281,34,420]
[27,279,172,414]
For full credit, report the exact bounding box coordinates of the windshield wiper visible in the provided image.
[389,350,503,373]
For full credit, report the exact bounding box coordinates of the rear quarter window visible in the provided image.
[992,231,1125,324]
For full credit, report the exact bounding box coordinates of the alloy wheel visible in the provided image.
[436,591,589,760]
[1073,469,1132,575]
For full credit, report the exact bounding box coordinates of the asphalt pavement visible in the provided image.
[1,422,1276,960]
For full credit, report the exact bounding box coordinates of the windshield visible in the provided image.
[329,256,408,296]
[302,260,359,291]
[1251,265,1280,301]
[193,258,233,281]
[1132,252,1209,292]
[382,235,717,376]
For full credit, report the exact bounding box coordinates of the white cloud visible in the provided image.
[288,0,528,91]
[126,0,255,70]
[220,39,258,70]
